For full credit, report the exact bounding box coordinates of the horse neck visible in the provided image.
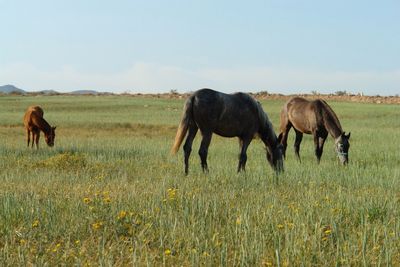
[321,103,343,138]
[33,115,52,135]
[257,106,278,149]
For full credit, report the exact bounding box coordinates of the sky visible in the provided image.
[1,0,399,95]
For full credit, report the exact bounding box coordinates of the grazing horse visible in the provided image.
[278,97,350,164]
[171,88,284,174]
[23,106,56,149]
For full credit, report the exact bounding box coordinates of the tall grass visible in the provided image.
[0,95,399,265]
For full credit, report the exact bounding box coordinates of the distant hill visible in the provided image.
[0,85,104,95]
[69,90,99,95]
[0,84,26,94]
[38,90,60,95]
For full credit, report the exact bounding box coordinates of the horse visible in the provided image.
[23,106,56,149]
[278,97,350,164]
[171,88,284,174]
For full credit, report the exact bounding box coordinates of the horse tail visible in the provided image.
[171,96,194,154]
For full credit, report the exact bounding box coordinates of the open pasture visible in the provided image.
[0,94,399,266]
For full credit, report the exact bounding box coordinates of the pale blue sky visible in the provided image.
[1,0,399,95]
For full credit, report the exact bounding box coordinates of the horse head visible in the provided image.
[267,143,284,174]
[45,126,56,147]
[335,132,350,165]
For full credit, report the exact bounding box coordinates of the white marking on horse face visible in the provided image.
[335,136,349,164]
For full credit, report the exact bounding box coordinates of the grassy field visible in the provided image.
[0,94,399,266]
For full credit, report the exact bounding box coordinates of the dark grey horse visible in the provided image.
[171,88,284,174]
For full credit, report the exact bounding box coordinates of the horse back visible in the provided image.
[24,106,44,129]
[192,89,261,137]
[283,97,321,133]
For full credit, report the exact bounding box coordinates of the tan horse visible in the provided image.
[278,97,350,164]
[23,106,56,149]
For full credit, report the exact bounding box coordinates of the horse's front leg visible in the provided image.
[313,132,326,163]
[237,137,251,172]
[198,131,212,172]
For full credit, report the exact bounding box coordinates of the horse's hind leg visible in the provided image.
[237,137,251,172]
[198,131,212,172]
[26,129,31,147]
[294,129,303,161]
[278,116,292,158]
[183,125,198,175]
[34,131,40,149]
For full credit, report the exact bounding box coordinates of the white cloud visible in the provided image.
[0,62,399,95]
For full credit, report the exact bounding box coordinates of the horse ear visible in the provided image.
[346,132,351,139]
[53,126,57,130]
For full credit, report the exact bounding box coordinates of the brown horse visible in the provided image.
[23,106,56,149]
[278,97,350,164]
[171,88,283,174]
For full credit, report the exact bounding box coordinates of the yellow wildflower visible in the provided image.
[167,188,177,200]
[277,224,284,229]
[83,197,91,204]
[164,249,171,256]
[103,196,111,203]
[92,221,103,230]
[32,219,40,228]
[19,239,26,245]
[236,217,241,225]
[52,243,61,252]
[118,210,127,220]
[286,222,295,229]
[324,229,332,235]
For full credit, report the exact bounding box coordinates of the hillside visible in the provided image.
[0,84,26,94]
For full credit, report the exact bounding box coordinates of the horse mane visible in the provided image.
[31,111,52,135]
[253,99,277,143]
[318,100,343,138]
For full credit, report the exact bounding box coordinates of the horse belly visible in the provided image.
[290,116,313,134]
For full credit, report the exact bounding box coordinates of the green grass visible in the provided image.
[0,95,399,266]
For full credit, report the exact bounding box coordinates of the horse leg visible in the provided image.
[237,137,252,172]
[313,133,323,163]
[279,123,292,158]
[279,109,292,158]
[317,133,328,163]
[294,130,303,161]
[183,125,198,175]
[198,131,212,172]
[34,131,40,149]
[31,131,36,148]
[26,129,31,147]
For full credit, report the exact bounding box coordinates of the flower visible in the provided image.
[83,197,91,204]
[92,221,103,230]
[118,210,128,220]
[103,196,111,203]
[277,224,284,229]
[32,219,40,228]
[164,249,171,256]
[167,188,177,200]
[52,243,61,252]
[236,217,241,225]
[324,229,332,235]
